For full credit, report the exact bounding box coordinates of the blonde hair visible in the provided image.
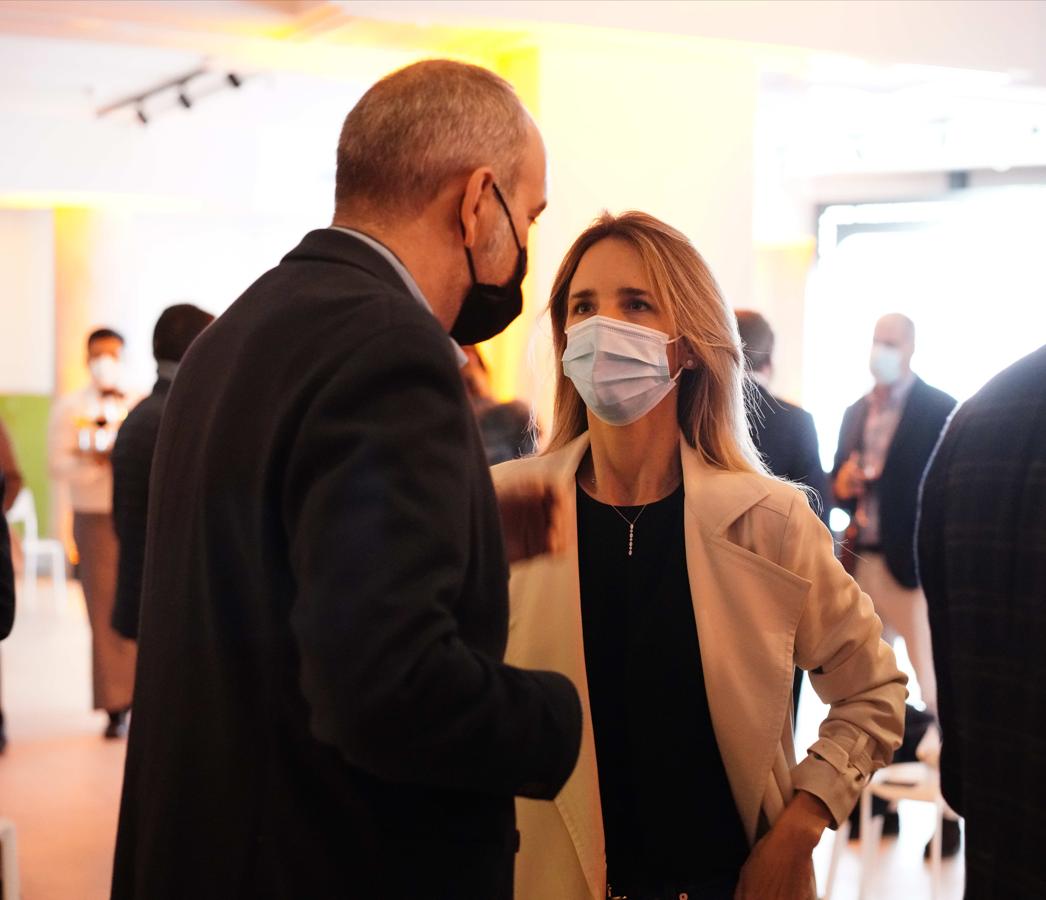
[335,60,529,216]
[546,211,767,476]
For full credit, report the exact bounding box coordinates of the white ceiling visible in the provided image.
[2,0,1046,176]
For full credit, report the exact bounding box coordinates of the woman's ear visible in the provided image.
[459,167,495,249]
[678,335,699,368]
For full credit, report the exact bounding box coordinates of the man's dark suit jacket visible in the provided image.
[0,473,13,640]
[748,382,830,523]
[110,376,171,640]
[918,345,1046,898]
[111,230,582,900]
[832,377,955,588]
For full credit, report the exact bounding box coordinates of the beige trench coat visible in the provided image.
[493,433,907,900]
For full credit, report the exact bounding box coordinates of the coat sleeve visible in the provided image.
[784,493,907,825]
[282,321,582,800]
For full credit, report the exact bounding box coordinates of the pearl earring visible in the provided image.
[684,358,696,369]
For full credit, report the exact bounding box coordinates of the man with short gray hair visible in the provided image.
[112,60,581,900]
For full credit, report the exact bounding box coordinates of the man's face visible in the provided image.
[87,336,124,365]
[872,317,914,362]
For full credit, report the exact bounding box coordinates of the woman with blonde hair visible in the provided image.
[495,211,906,900]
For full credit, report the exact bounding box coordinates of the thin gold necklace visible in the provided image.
[609,502,647,557]
[589,471,649,557]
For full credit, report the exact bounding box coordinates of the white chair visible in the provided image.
[857,761,947,899]
[0,817,20,900]
[6,487,67,611]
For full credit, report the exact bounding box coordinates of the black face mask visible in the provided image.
[450,182,528,345]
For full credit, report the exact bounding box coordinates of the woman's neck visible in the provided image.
[579,402,682,506]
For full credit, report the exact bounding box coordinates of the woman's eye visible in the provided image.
[572,301,594,315]
[626,299,652,311]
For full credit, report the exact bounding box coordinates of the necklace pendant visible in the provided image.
[628,524,634,557]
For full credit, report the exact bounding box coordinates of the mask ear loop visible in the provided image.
[667,334,696,382]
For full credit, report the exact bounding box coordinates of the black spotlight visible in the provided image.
[136,104,148,125]
[178,90,192,109]
[227,72,242,88]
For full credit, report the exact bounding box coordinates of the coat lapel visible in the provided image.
[679,442,812,844]
[504,436,605,900]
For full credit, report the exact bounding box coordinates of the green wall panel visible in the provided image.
[0,394,52,537]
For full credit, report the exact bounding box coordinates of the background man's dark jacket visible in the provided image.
[0,473,13,640]
[110,376,171,640]
[832,377,955,587]
[918,345,1046,898]
[111,230,582,900]
[748,382,830,523]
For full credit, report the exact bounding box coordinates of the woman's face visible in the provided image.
[565,236,683,369]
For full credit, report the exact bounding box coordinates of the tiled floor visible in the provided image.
[0,578,965,899]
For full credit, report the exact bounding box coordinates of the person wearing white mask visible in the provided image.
[832,315,956,719]
[48,327,141,738]
[494,212,906,900]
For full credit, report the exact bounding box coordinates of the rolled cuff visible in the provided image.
[791,744,874,829]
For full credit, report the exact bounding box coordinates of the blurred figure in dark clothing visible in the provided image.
[111,304,214,640]
[0,420,22,753]
[919,344,1046,889]
[735,311,829,522]
[461,345,538,465]
[736,310,830,720]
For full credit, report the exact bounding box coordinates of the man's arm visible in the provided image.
[283,321,582,799]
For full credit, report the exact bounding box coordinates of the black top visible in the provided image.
[111,376,172,640]
[577,481,749,894]
[111,229,582,900]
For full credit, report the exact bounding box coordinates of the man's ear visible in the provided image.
[459,167,495,249]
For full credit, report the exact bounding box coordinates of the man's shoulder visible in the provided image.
[911,377,956,412]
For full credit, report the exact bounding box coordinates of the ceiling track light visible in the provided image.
[97,67,245,124]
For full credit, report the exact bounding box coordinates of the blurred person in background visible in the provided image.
[460,344,538,465]
[48,327,140,739]
[111,304,214,641]
[112,60,581,900]
[734,311,829,515]
[832,313,958,855]
[735,309,830,720]
[832,313,955,717]
[919,344,1046,895]
[496,212,905,900]
[0,418,22,753]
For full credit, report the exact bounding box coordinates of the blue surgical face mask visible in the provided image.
[870,342,904,386]
[562,315,684,426]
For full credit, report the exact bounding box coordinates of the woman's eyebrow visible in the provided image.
[568,288,596,301]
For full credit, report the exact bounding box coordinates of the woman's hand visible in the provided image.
[734,791,831,900]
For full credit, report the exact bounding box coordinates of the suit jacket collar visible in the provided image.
[282,228,413,299]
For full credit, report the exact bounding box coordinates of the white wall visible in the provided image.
[0,209,54,394]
